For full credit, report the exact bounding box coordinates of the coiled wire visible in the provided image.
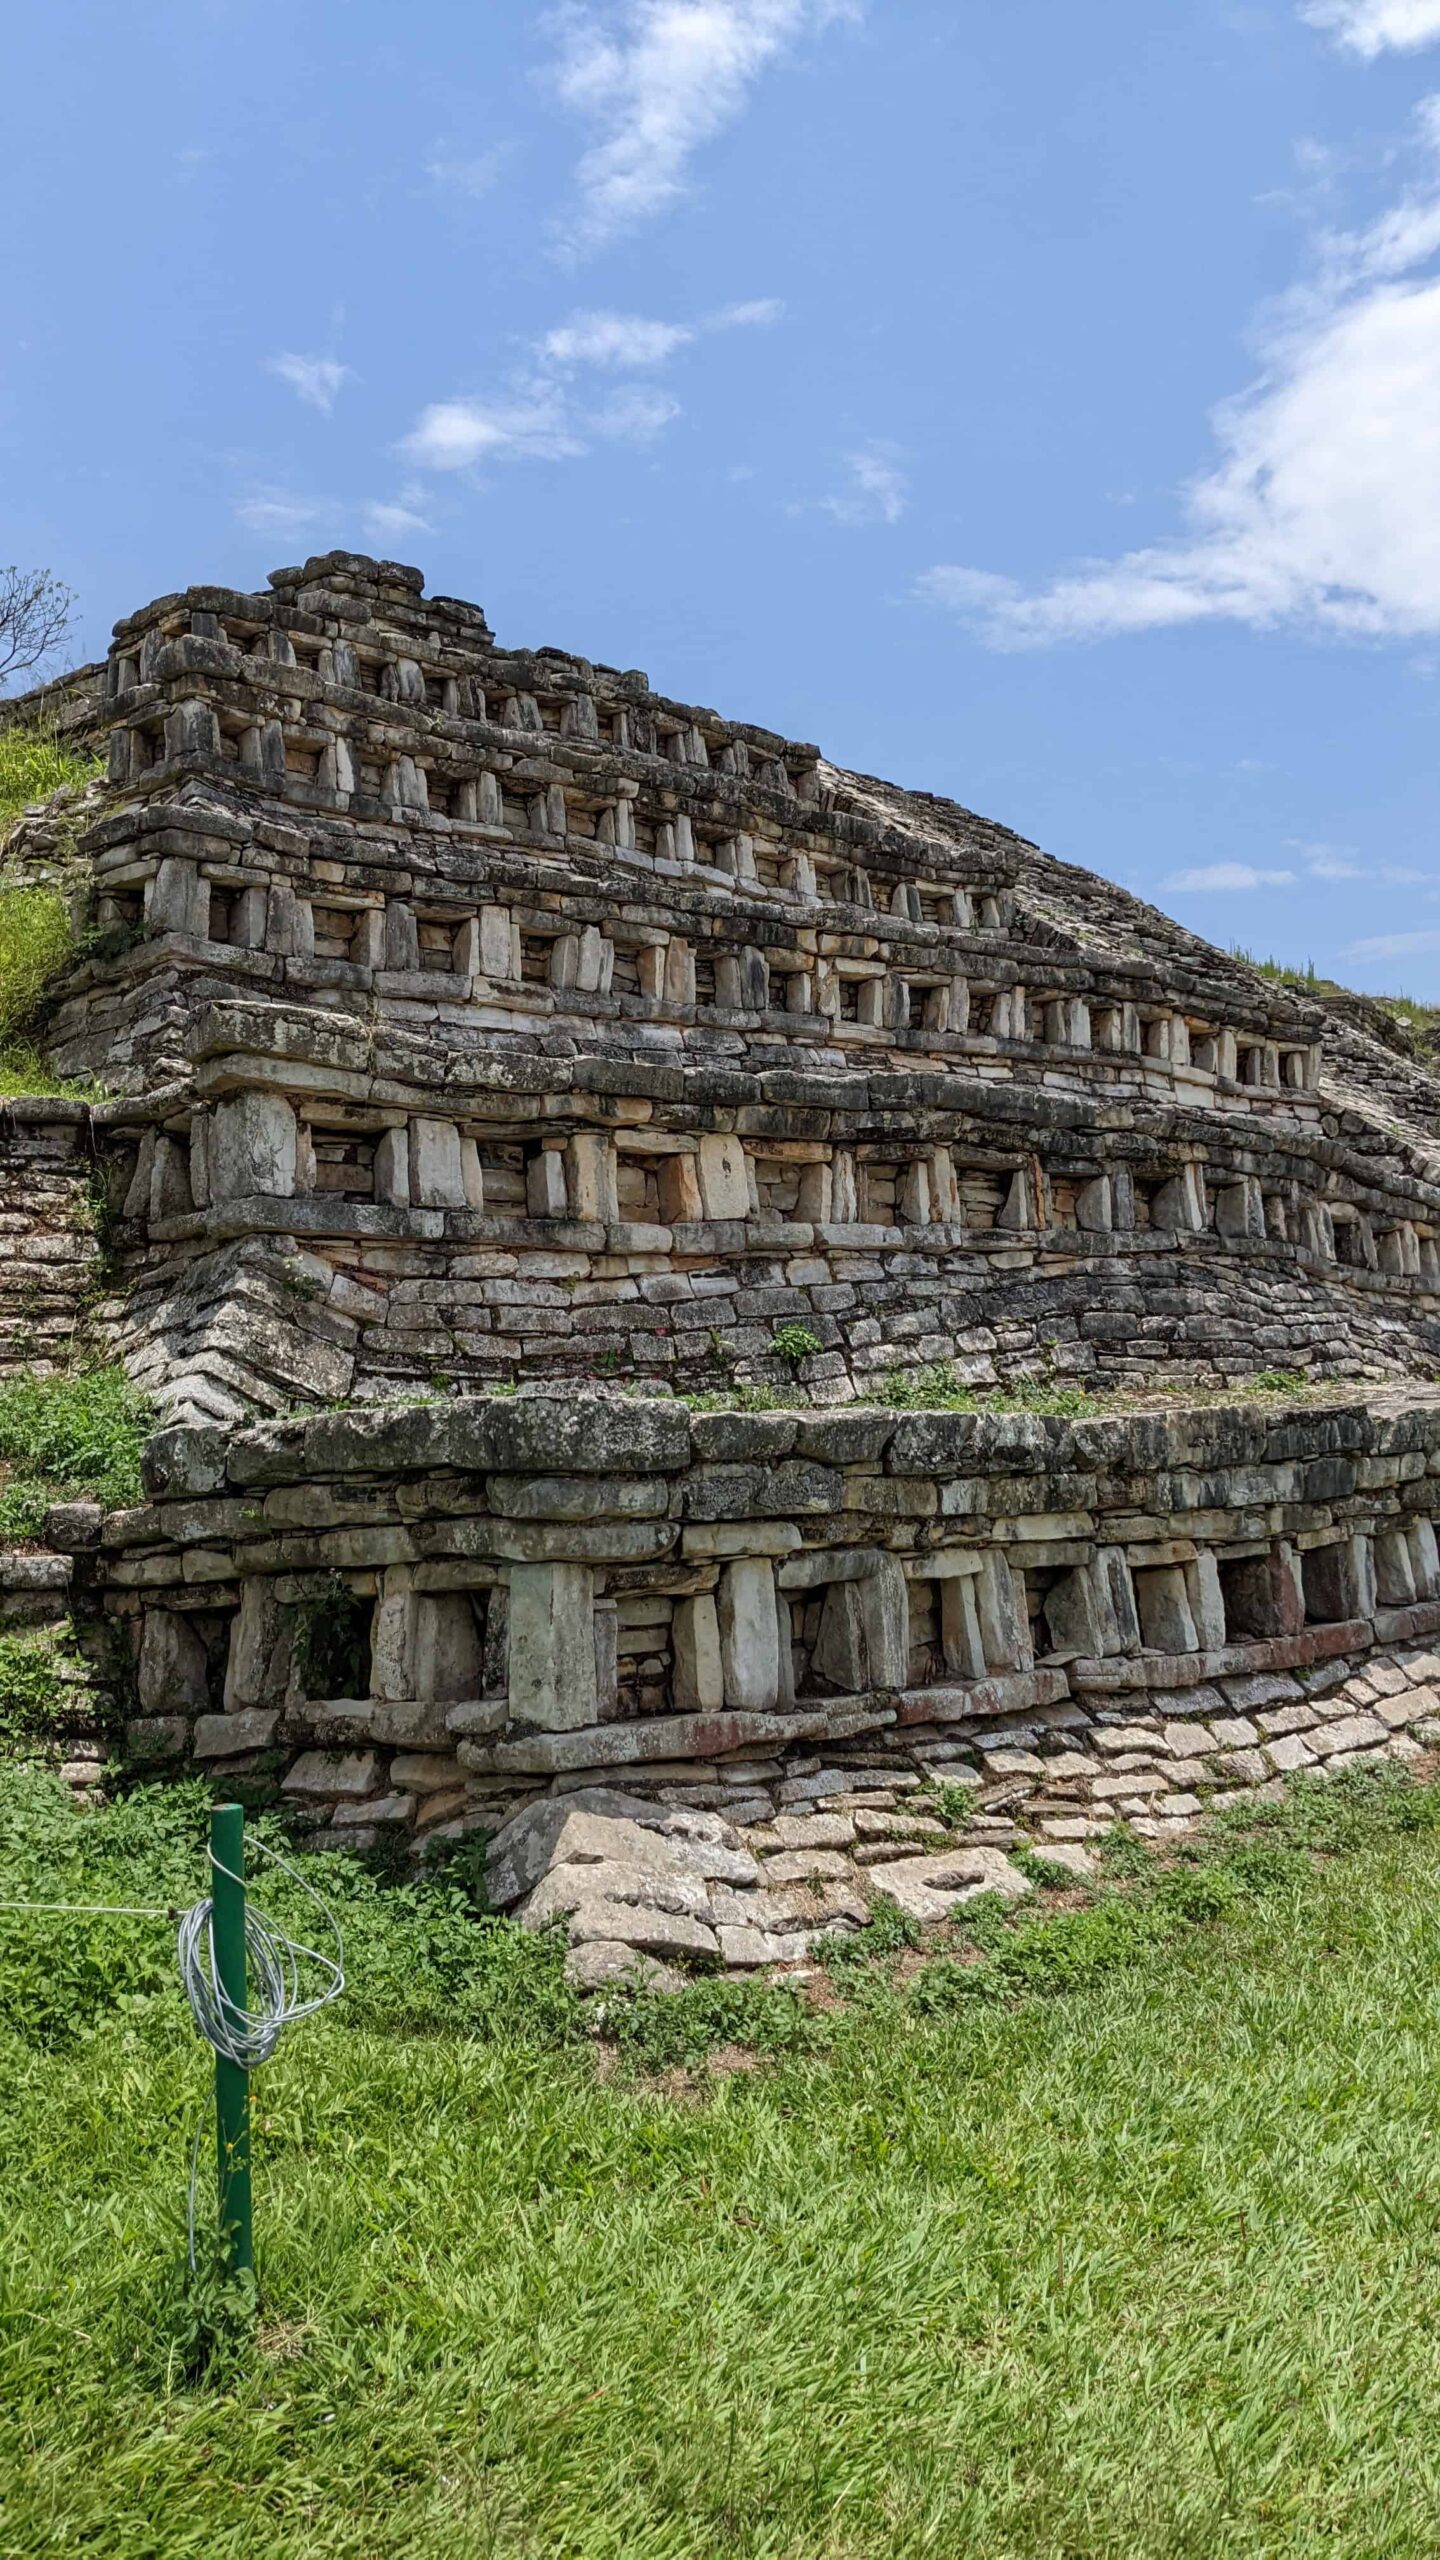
[177,1834,345,2263]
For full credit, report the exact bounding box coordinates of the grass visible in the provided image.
[7,1762,1440,2552]
[0,1363,154,1539]
[0,722,100,831]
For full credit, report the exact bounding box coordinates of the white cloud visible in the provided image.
[920,108,1440,648]
[547,0,856,252]
[265,353,351,415]
[401,389,584,469]
[1302,0,1440,57]
[822,443,908,527]
[1163,863,1299,891]
[708,296,784,329]
[363,499,435,544]
[233,488,331,537]
[542,297,781,367]
[426,147,505,197]
[1343,925,1440,958]
[543,310,694,366]
[592,385,683,440]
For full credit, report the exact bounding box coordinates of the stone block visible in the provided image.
[861,1846,1033,1922]
[282,1749,383,1797]
[138,1609,210,1715]
[718,1556,782,1711]
[193,1709,279,1757]
[507,1561,597,1732]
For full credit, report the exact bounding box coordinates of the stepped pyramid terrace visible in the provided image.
[7,549,1440,1975]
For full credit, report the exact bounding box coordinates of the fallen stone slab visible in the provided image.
[861,1846,1033,1924]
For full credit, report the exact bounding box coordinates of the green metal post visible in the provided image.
[210,1802,253,2276]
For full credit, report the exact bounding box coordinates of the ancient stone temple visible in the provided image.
[8,549,1440,1977]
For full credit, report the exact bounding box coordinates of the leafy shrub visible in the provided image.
[0,1761,583,2052]
[0,1364,153,1518]
[771,1322,822,1364]
[0,1627,71,1750]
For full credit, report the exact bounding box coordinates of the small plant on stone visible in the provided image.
[926,1779,979,1830]
[771,1322,822,1365]
[1251,1368,1307,1394]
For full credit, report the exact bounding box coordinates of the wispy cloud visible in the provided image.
[1163,863,1299,892]
[821,443,908,527]
[426,146,506,197]
[233,487,332,538]
[541,297,781,367]
[1297,841,1430,881]
[920,101,1440,649]
[399,293,778,482]
[402,388,584,470]
[547,0,857,254]
[1343,924,1440,959]
[265,353,352,415]
[544,310,694,367]
[1301,0,1440,56]
[363,498,435,545]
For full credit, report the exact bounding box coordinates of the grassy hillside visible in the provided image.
[5,1762,1440,2556]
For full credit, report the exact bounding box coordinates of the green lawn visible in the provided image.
[6,1765,1440,2557]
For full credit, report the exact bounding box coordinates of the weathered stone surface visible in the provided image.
[861,1846,1033,1921]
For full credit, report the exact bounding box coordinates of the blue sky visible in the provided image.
[8,0,1440,988]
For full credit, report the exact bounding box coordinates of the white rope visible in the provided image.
[176,1833,345,2265]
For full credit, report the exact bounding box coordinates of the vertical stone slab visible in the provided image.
[409,1118,466,1209]
[939,1573,987,1680]
[697,1135,750,1221]
[718,1558,781,1710]
[208,1094,298,1201]
[673,1593,725,1712]
[224,1579,293,1711]
[976,1552,1032,1670]
[507,1562,598,1731]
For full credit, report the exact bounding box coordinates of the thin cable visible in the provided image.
[177,1833,345,2267]
[0,1898,178,1918]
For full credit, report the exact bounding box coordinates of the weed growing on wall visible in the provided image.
[0,1364,153,1534]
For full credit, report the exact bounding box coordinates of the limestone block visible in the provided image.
[149,856,205,937]
[697,1134,750,1221]
[673,1593,725,1712]
[282,1750,382,1798]
[1042,1566,1101,1661]
[385,902,421,972]
[565,1133,618,1222]
[224,1578,294,1709]
[193,1709,279,1758]
[209,1093,298,1202]
[719,1557,782,1710]
[1409,1519,1440,1598]
[265,881,313,958]
[997,1169,1032,1232]
[373,1126,409,1206]
[939,1574,986,1680]
[409,1117,466,1209]
[1375,1529,1420,1608]
[1135,1565,1197,1654]
[1151,1166,1205,1233]
[811,1556,910,1690]
[975,1551,1032,1671]
[508,1560,598,1731]
[460,1138,485,1212]
[1216,1178,1265,1240]
[1076,1175,1112,1233]
[526,1148,569,1218]
[477,904,516,980]
[657,1151,704,1224]
[861,1846,1032,1923]
[1185,1551,1226,1651]
[138,1609,210,1715]
[1094,1548,1141,1653]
